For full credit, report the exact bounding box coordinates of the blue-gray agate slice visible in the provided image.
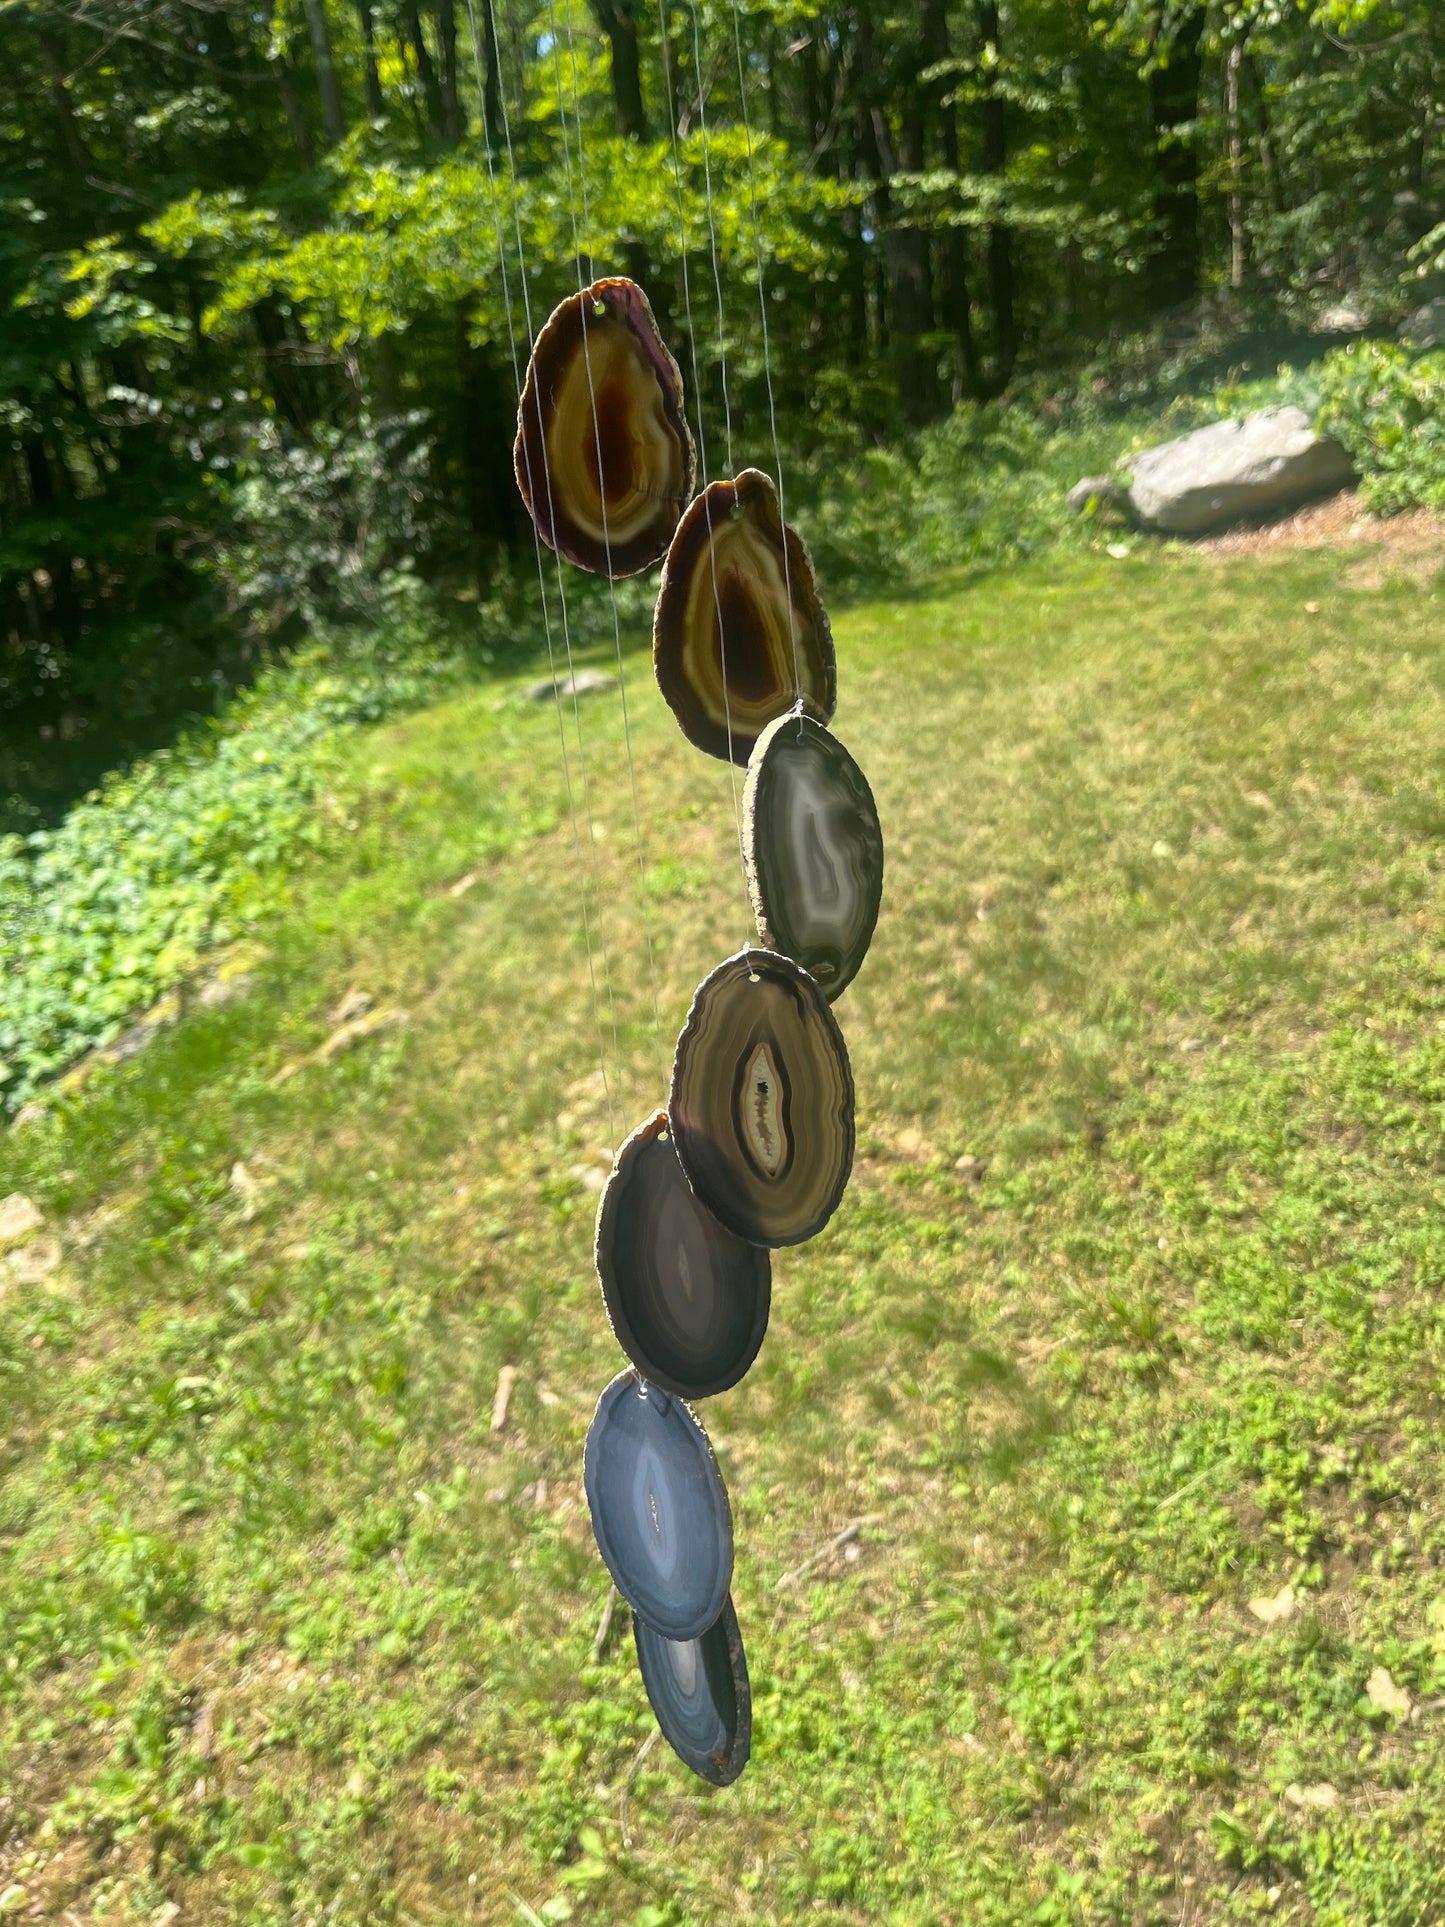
[583,1369,733,1641]
[596,1109,771,1399]
[634,1591,751,1785]
[742,712,883,1001]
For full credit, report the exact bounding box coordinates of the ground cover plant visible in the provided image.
[1,529,1443,1924]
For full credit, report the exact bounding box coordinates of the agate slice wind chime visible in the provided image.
[515,276,884,1786]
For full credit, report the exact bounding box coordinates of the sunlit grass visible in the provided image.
[2,544,1444,1925]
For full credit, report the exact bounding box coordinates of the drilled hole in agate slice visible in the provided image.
[583,1369,733,1641]
[634,1592,751,1786]
[514,278,695,578]
[742,713,884,1001]
[653,468,837,765]
[596,1109,771,1399]
[669,948,854,1248]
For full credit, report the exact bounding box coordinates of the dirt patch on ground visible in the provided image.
[1195,490,1445,587]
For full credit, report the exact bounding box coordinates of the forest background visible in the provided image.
[4,0,1443,833]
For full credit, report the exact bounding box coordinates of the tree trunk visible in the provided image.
[923,0,978,403]
[301,0,347,148]
[1148,3,1206,310]
[404,0,447,140]
[1226,37,1244,290]
[976,0,1015,392]
[436,0,463,141]
[271,53,316,166]
[356,0,385,117]
[591,1,648,139]
[39,29,93,179]
[478,0,503,147]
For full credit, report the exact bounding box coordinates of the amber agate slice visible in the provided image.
[634,1592,751,1786]
[653,468,837,765]
[743,714,884,1001]
[669,947,854,1248]
[596,1109,771,1399]
[583,1369,733,1641]
[515,278,695,577]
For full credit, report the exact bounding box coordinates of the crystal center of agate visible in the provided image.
[741,1040,787,1178]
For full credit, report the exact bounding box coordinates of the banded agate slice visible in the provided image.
[653,469,836,765]
[596,1109,771,1399]
[583,1369,732,1641]
[634,1592,751,1785]
[669,948,854,1248]
[743,713,884,1001]
[514,278,695,577]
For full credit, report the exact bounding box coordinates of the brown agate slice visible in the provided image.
[669,947,854,1248]
[653,468,837,765]
[514,278,695,577]
[743,714,884,1001]
[596,1109,771,1399]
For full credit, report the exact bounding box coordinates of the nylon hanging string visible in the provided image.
[463,0,621,1141]
[657,0,749,901]
[552,0,669,1086]
[728,0,804,712]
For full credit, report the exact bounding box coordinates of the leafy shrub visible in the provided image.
[0,606,468,1116]
[1316,341,1445,514]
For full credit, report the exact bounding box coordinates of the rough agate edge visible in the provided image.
[634,1592,751,1786]
[583,1368,733,1642]
[653,468,837,765]
[515,277,696,577]
[742,712,884,1001]
[595,1109,771,1399]
[668,946,855,1248]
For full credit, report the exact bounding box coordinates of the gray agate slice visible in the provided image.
[634,1592,751,1786]
[669,947,855,1248]
[583,1369,733,1641]
[596,1109,771,1399]
[743,713,884,1001]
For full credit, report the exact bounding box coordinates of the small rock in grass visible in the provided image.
[526,669,616,702]
[491,1363,517,1433]
[954,1154,985,1183]
[1285,1782,1338,1810]
[1066,475,1123,515]
[0,1195,43,1247]
[1366,1666,1410,1718]
[1248,1584,1296,1625]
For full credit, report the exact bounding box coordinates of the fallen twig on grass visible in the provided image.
[619,1728,659,1850]
[776,1514,883,1590]
[592,1584,619,1662]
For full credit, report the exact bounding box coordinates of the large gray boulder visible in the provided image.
[1125,406,1355,535]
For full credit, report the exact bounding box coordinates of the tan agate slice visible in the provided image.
[514,277,695,577]
[742,713,884,1002]
[596,1109,771,1399]
[668,947,854,1248]
[653,468,837,765]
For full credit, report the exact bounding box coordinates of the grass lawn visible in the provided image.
[2,540,1444,1926]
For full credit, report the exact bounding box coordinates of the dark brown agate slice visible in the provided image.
[583,1368,733,1641]
[653,468,837,765]
[742,714,884,1002]
[515,278,695,577]
[596,1109,771,1399]
[634,1592,751,1786]
[668,947,854,1248]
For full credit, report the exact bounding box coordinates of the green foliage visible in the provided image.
[0,609,466,1114]
[1317,341,1445,513]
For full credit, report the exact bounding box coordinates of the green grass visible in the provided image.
[2,537,1444,1926]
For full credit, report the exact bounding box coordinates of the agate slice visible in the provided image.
[653,468,837,765]
[742,713,884,1001]
[514,278,695,577]
[596,1109,771,1399]
[634,1592,751,1786]
[669,947,854,1248]
[583,1369,733,1641]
